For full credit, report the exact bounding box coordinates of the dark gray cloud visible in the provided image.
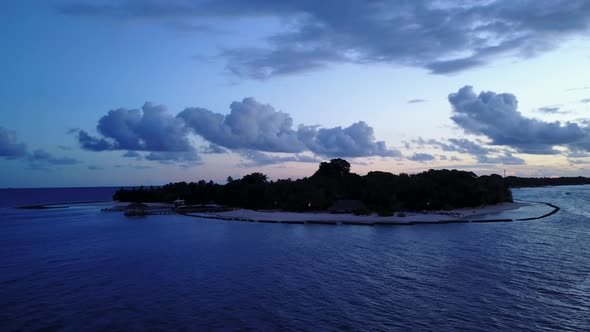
[145,151,201,163]
[239,150,320,167]
[114,164,153,170]
[78,130,115,151]
[408,153,435,162]
[411,137,494,156]
[408,99,427,104]
[476,152,525,165]
[122,150,143,160]
[223,47,347,79]
[59,1,590,79]
[449,86,587,154]
[1,127,80,167]
[0,126,28,158]
[446,138,494,156]
[410,136,526,165]
[28,149,81,166]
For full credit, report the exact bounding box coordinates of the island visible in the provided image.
[113,158,518,219]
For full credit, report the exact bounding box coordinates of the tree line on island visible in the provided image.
[503,176,590,188]
[113,159,514,214]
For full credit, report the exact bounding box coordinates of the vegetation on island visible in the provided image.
[113,158,513,213]
[504,176,590,188]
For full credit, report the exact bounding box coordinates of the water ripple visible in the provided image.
[1,186,590,330]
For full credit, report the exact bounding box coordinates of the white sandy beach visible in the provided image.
[186,201,531,224]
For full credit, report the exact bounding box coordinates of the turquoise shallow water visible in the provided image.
[0,186,589,331]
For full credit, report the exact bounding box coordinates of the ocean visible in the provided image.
[0,186,589,331]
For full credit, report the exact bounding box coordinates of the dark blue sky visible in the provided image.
[1,1,590,187]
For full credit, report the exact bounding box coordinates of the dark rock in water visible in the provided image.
[305,220,338,225]
[470,218,513,223]
[342,221,374,226]
[257,220,278,223]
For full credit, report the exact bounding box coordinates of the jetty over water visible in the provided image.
[123,208,176,216]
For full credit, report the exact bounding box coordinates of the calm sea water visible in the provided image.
[0,186,589,331]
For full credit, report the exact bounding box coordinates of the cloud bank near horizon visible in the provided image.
[78,97,402,163]
[0,126,80,169]
[74,85,590,169]
[58,0,590,79]
[449,86,590,155]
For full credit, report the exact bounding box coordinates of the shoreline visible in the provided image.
[21,200,560,226]
[182,201,556,225]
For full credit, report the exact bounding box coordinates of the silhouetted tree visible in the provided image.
[113,159,519,212]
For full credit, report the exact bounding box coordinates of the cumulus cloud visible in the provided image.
[58,1,590,79]
[78,102,198,161]
[299,121,401,158]
[178,97,400,158]
[178,98,304,153]
[0,126,28,158]
[581,98,590,104]
[449,86,587,155]
[81,98,399,164]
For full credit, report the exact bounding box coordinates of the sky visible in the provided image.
[1,0,590,188]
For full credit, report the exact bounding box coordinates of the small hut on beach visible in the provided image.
[123,202,149,217]
[125,202,148,210]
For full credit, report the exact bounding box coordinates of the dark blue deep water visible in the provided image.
[1,186,589,331]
